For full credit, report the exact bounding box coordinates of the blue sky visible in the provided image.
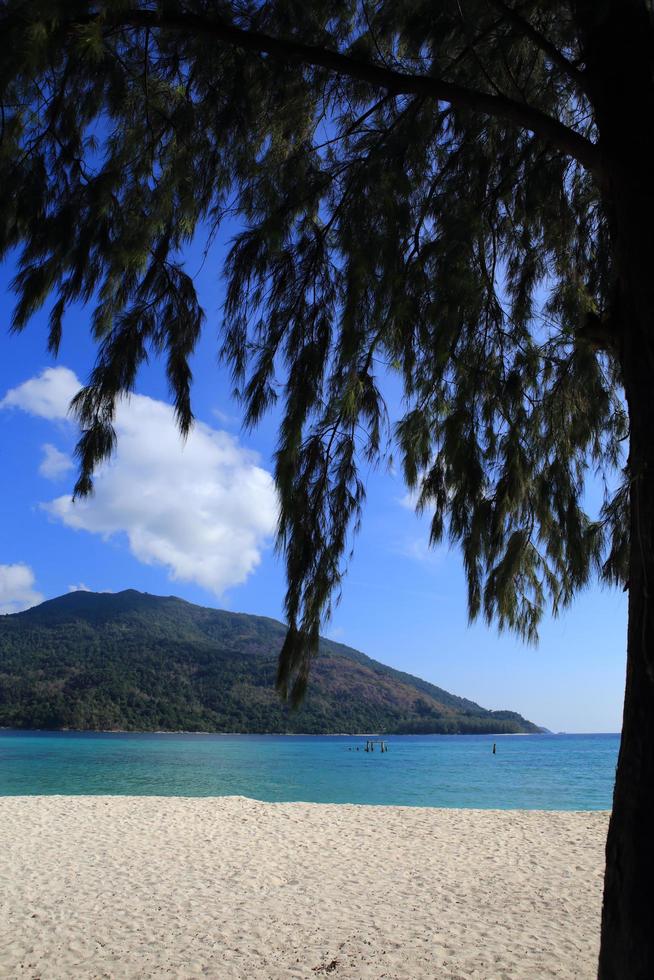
[0,235,628,734]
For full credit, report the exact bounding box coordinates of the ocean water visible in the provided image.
[0,731,618,809]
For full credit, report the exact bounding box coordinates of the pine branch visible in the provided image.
[487,1,589,93]
[6,6,601,176]
[128,9,601,173]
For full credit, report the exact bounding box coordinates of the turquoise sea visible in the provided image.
[0,731,618,809]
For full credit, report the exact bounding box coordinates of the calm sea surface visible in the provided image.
[0,731,618,809]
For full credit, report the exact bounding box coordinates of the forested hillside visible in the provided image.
[0,590,541,734]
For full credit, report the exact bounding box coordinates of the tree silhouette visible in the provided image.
[0,2,650,974]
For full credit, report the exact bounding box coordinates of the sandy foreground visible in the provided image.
[0,797,608,980]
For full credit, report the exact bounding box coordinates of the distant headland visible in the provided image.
[0,589,543,735]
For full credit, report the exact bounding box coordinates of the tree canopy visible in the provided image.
[0,1,627,703]
[8,3,654,974]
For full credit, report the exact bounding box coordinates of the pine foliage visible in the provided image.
[0,2,627,701]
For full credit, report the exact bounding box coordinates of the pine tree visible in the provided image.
[0,2,650,974]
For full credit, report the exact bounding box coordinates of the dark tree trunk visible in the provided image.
[600,353,654,980]
[574,2,654,976]
[601,229,654,978]
[600,181,654,977]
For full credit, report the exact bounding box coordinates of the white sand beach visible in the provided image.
[0,797,608,979]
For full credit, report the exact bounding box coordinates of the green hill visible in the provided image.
[0,590,542,734]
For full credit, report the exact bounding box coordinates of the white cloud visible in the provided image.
[0,563,44,614]
[397,536,444,565]
[67,583,114,594]
[2,367,278,597]
[398,489,420,511]
[0,366,80,420]
[397,484,437,514]
[212,407,240,427]
[39,443,74,480]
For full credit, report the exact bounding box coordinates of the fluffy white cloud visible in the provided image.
[0,563,44,614]
[212,407,239,427]
[0,366,80,419]
[397,483,437,514]
[2,367,278,597]
[68,583,114,594]
[398,489,420,511]
[396,536,444,565]
[39,443,74,480]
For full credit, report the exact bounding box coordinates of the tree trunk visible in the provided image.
[599,191,654,971]
[599,364,654,979]
[574,2,654,975]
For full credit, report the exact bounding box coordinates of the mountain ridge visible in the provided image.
[0,589,543,735]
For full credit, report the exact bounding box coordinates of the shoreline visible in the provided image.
[2,726,558,736]
[0,796,608,979]
[1,791,613,812]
